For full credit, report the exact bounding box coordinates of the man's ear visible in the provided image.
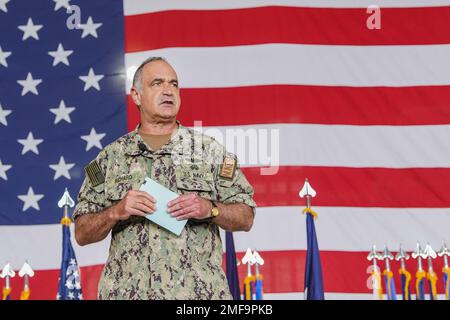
[131,87,141,107]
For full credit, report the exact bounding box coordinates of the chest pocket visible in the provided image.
[105,182,132,203]
[175,168,215,200]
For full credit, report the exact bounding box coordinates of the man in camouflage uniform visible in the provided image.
[73,57,256,300]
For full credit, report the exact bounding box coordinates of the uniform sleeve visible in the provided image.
[72,150,108,220]
[215,155,256,210]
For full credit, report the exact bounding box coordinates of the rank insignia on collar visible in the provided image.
[219,155,236,180]
[85,160,105,187]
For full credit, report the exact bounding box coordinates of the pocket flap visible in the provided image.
[176,178,212,192]
[218,178,234,188]
[175,166,214,192]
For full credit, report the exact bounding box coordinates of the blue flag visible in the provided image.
[57,220,82,300]
[304,210,325,300]
[225,231,241,300]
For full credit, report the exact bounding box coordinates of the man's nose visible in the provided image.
[162,83,174,95]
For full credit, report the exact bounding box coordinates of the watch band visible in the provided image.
[210,201,220,218]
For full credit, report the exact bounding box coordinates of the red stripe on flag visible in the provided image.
[127,96,139,132]
[0,264,103,300]
[233,250,447,295]
[126,84,450,127]
[125,6,450,52]
[1,250,446,299]
[243,166,450,208]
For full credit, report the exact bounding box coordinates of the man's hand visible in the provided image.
[109,190,156,222]
[167,193,212,221]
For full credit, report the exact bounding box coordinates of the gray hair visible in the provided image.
[132,56,168,90]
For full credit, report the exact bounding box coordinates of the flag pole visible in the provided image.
[253,250,264,300]
[423,243,438,300]
[242,248,256,300]
[412,242,426,300]
[57,188,83,300]
[367,245,382,300]
[395,244,411,300]
[382,244,396,300]
[299,179,324,300]
[59,187,72,226]
[438,240,450,300]
[1,262,15,300]
[18,261,34,300]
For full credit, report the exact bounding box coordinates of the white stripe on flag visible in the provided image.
[125,44,450,91]
[194,124,450,168]
[124,0,450,15]
[224,206,450,252]
[0,224,110,270]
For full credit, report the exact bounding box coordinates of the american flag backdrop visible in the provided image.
[2,0,450,300]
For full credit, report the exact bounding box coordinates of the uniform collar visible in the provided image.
[124,120,191,156]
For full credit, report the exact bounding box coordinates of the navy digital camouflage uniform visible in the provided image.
[73,123,256,300]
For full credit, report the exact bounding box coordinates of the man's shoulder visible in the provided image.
[103,130,136,154]
[89,130,136,164]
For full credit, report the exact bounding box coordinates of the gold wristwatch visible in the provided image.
[210,201,220,218]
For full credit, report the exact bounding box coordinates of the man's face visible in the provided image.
[131,60,181,122]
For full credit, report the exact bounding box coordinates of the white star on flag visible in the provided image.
[49,156,75,180]
[79,16,102,38]
[17,132,44,155]
[48,43,73,66]
[17,72,43,96]
[53,0,71,11]
[18,18,43,41]
[49,100,75,124]
[67,291,75,300]
[0,0,10,13]
[0,103,12,126]
[18,187,44,211]
[0,159,12,181]
[79,68,104,91]
[81,128,105,151]
[78,293,83,300]
[0,46,12,67]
